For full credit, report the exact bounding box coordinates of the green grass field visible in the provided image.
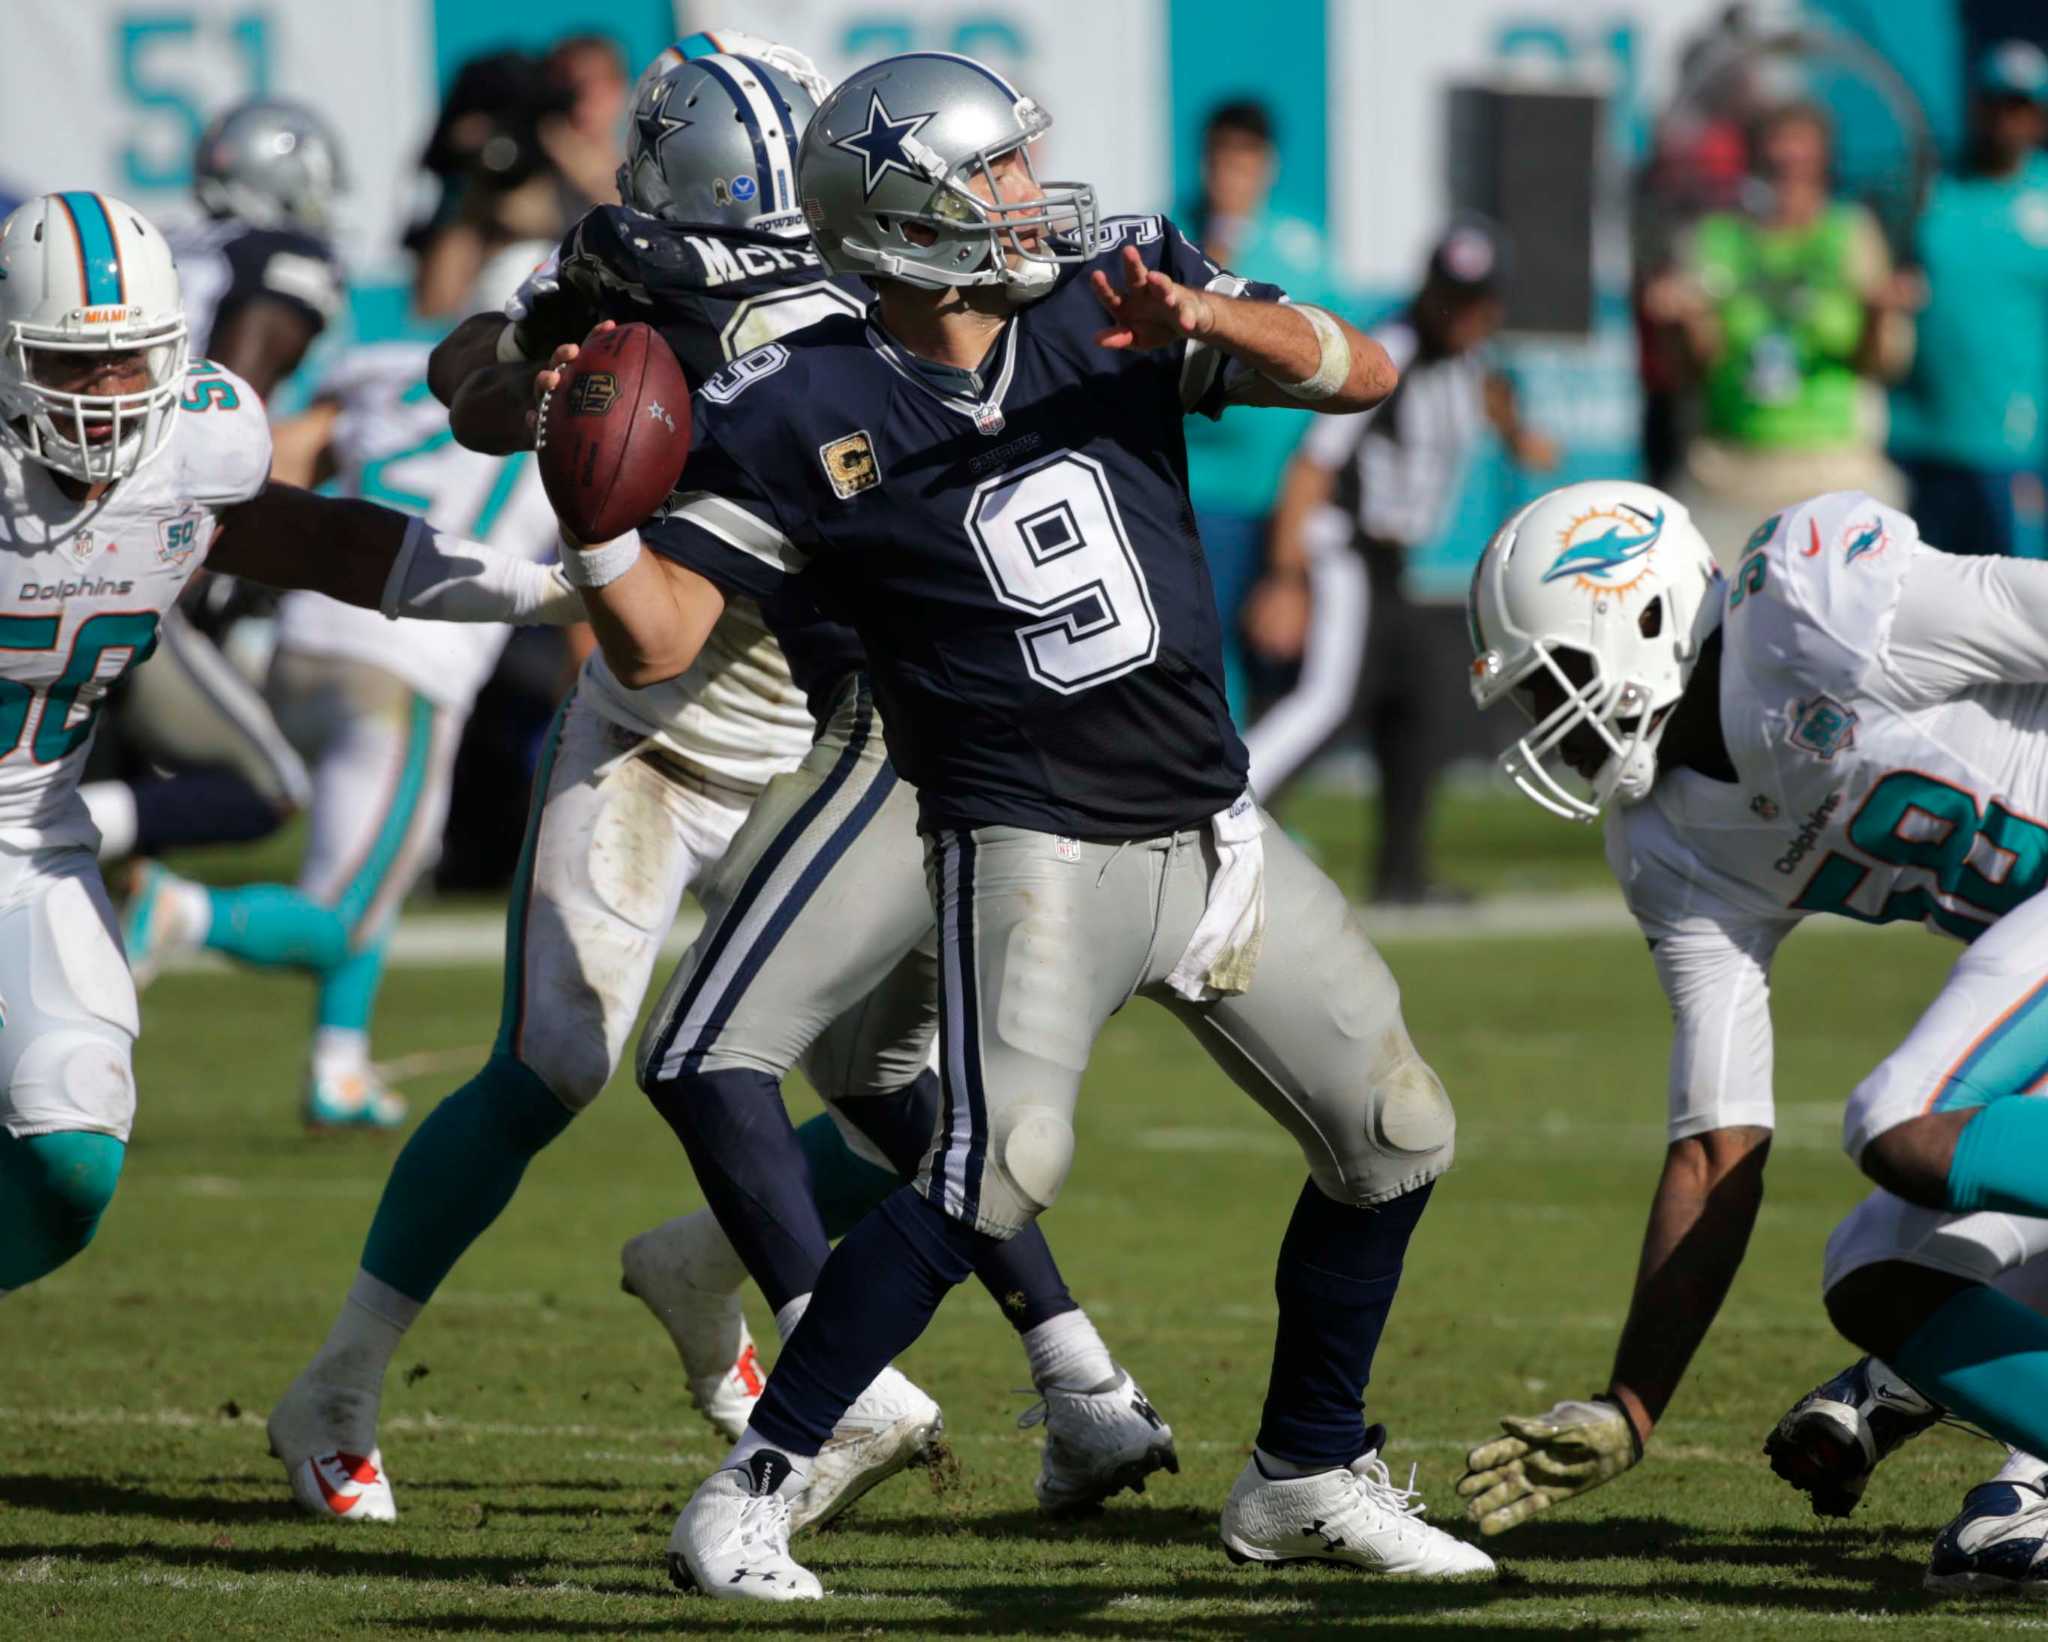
[3,797,2033,1638]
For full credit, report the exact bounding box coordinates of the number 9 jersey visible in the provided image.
[0,357,271,851]
[1608,488,2048,1140]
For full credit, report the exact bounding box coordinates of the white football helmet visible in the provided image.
[1468,480,1723,821]
[634,27,832,109]
[0,193,188,485]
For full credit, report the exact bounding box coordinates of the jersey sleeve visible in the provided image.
[216,227,346,335]
[1606,803,1793,1141]
[1148,217,1289,418]
[1881,547,2048,702]
[175,363,274,506]
[640,387,808,602]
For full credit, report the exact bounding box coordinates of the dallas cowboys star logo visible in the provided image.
[636,77,691,151]
[833,91,935,200]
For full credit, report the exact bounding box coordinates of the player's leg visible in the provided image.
[83,603,310,861]
[669,825,1155,1598]
[797,938,1178,1511]
[0,850,137,1295]
[1141,822,1487,1576]
[269,693,724,1517]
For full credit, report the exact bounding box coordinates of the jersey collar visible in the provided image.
[864,313,1020,436]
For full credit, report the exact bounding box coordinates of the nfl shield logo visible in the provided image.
[64,530,98,567]
[973,402,1006,437]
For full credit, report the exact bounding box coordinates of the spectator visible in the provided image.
[1646,100,1919,560]
[1890,40,2048,559]
[1181,98,1342,721]
[543,34,631,212]
[1241,219,1557,906]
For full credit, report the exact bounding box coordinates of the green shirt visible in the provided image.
[1182,211,1339,516]
[1689,204,1876,450]
[1891,154,2048,469]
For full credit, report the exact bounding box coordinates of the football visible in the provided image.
[535,322,692,543]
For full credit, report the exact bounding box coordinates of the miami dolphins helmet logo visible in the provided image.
[1844,517,1888,565]
[1542,503,1666,597]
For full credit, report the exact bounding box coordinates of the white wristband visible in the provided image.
[559,529,642,589]
[1275,304,1350,402]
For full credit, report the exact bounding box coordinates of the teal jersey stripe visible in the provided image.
[336,694,439,940]
[1933,975,2048,1112]
[494,698,571,1057]
[57,192,124,307]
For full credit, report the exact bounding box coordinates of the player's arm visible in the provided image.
[1884,544,2048,698]
[1458,905,1788,1534]
[557,529,727,687]
[1242,436,1343,663]
[268,399,341,489]
[206,484,583,626]
[1484,372,1561,472]
[427,312,512,409]
[1092,246,1397,414]
[208,299,322,402]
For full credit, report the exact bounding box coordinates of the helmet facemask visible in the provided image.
[1,319,188,485]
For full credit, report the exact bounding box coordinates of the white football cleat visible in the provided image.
[669,1451,823,1601]
[620,1216,762,1441]
[303,1064,408,1132]
[1022,1368,1180,1514]
[789,1365,943,1532]
[1220,1426,1496,1578]
[121,862,206,990]
[1926,1477,2048,1595]
[268,1371,395,1523]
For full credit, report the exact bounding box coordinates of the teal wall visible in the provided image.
[430,0,673,94]
[1167,0,1327,227]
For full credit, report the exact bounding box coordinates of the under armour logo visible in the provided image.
[744,1448,793,1497]
[1306,1517,1346,1552]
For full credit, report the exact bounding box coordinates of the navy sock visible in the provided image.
[132,771,287,854]
[1255,1178,1435,1470]
[751,1186,985,1455]
[834,1071,1077,1334]
[643,1066,831,1313]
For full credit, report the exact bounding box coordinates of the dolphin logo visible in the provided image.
[1543,505,1665,583]
[1844,519,1886,564]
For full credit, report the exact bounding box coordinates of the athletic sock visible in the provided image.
[974,1227,1079,1335]
[643,1067,833,1313]
[311,1027,372,1085]
[1948,1100,2048,1216]
[1251,1446,1330,1480]
[316,942,388,1036]
[1255,1178,1434,1471]
[749,1187,985,1456]
[1023,1307,1116,1392]
[80,780,138,860]
[774,1292,812,1343]
[308,1271,420,1392]
[725,1427,813,1489]
[1893,1284,2048,1461]
[0,1131,125,1290]
[359,1055,573,1301]
[202,883,349,970]
[794,1111,899,1238]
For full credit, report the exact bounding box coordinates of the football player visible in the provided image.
[550,51,1492,1600]
[269,44,1160,1535]
[0,191,577,1299]
[122,240,562,1128]
[1462,481,2048,1595]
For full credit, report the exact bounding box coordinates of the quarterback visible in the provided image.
[0,189,576,1297]
[1463,480,2048,1594]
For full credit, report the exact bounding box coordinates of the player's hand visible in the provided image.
[1242,572,1312,661]
[527,321,618,433]
[1457,1397,1642,1535]
[1092,246,1213,351]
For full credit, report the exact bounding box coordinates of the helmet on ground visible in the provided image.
[619,54,817,234]
[0,192,188,484]
[798,52,1098,301]
[195,99,346,232]
[1468,480,1723,820]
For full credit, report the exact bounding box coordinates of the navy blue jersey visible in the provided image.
[645,214,1283,839]
[526,206,868,388]
[165,218,345,352]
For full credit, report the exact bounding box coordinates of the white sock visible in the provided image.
[81,781,138,860]
[1023,1308,1117,1392]
[726,1426,815,1485]
[312,1027,372,1083]
[1253,1444,1334,1480]
[774,1292,811,1343]
[1995,1447,2048,1488]
[160,876,214,943]
[309,1269,422,1392]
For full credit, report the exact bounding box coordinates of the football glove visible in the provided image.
[1457,1395,1642,1535]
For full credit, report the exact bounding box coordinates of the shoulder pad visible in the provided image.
[174,361,272,506]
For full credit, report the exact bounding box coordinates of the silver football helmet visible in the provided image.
[618,55,815,235]
[632,28,832,109]
[195,99,346,233]
[798,52,1098,300]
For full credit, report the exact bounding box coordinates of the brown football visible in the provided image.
[535,323,692,543]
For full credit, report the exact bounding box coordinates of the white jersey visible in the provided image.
[0,362,271,851]
[273,343,555,709]
[1609,489,2048,1139]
